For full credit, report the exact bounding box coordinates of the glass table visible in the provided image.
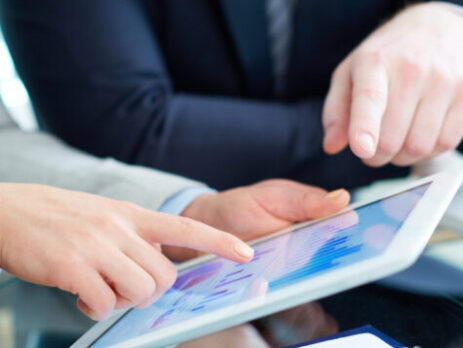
[1,233,463,348]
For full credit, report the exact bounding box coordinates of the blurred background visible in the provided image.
[0,31,36,130]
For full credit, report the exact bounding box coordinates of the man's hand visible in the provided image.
[164,180,349,261]
[0,184,254,321]
[323,3,463,167]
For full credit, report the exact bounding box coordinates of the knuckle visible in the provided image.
[397,54,426,81]
[356,86,387,104]
[98,293,116,313]
[301,189,317,210]
[405,138,432,157]
[136,277,157,301]
[55,255,84,293]
[92,212,118,231]
[377,137,401,156]
[60,253,84,277]
[91,212,129,238]
[178,216,194,229]
[359,48,385,68]
[436,134,461,152]
[220,234,238,250]
[155,265,178,293]
[75,228,100,248]
[176,217,196,238]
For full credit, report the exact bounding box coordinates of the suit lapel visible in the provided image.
[220,0,273,98]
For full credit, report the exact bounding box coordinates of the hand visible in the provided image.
[164,179,349,261]
[0,184,254,320]
[323,3,463,167]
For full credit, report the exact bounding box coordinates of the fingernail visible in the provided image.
[356,133,375,157]
[234,242,254,259]
[325,189,345,202]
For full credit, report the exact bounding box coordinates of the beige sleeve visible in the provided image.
[0,102,205,210]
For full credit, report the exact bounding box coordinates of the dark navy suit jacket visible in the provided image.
[1,0,460,190]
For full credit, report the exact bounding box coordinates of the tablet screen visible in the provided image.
[91,183,430,347]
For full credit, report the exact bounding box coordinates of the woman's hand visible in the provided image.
[0,184,253,320]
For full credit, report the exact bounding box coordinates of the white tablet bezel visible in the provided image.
[72,171,462,348]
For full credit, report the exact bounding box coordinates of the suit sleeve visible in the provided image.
[0,0,325,190]
[0,101,206,211]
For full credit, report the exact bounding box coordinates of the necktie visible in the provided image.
[266,0,297,97]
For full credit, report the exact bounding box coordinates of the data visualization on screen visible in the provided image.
[91,184,429,347]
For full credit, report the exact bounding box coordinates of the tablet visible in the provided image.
[72,172,462,348]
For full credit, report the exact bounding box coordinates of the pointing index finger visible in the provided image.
[349,52,389,159]
[137,211,254,263]
[322,59,352,155]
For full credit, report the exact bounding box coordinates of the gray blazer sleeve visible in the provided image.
[0,102,205,210]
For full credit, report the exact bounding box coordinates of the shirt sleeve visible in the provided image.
[0,102,207,211]
[0,0,325,190]
[157,187,217,215]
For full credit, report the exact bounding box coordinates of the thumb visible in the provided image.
[252,180,350,223]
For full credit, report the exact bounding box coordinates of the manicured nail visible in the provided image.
[325,189,345,202]
[234,242,254,259]
[356,132,375,157]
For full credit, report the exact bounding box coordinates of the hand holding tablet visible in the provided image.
[73,171,462,348]
[164,180,350,262]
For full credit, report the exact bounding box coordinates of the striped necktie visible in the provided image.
[266,0,297,97]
